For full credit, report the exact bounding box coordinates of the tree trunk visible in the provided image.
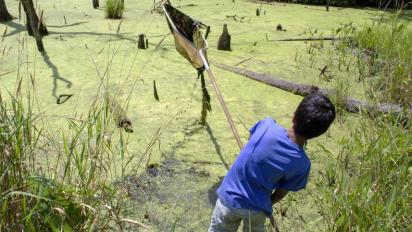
[92,0,99,9]
[326,0,330,11]
[0,0,13,22]
[215,63,411,116]
[22,0,48,36]
[217,24,231,51]
[21,0,46,52]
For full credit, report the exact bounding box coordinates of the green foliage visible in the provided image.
[332,16,412,107]
[0,83,39,230]
[272,0,405,7]
[0,81,131,231]
[105,0,124,19]
[318,115,412,231]
[353,21,412,107]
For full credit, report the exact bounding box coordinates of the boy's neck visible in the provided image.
[288,128,307,148]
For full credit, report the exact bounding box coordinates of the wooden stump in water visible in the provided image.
[276,24,286,32]
[217,24,231,51]
[106,96,133,133]
[138,33,147,49]
[153,80,159,101]
[92,0,99,9]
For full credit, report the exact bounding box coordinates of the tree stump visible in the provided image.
[153,80,159,101]
[217,24,231,51]
[0,0,14,22]
[138,34,147,49]
[276,24,286,32]
[256,8,260,16]
[93,0,99,9]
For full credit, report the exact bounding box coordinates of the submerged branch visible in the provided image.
[274,36,340,42]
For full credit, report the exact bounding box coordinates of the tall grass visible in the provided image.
[354,22,412,107]
[316,113,411,231]
[311,10,412,231]
[0,86,145,230]
[105,0,124,19]
[0,84,112,231]
[334,15,412,108]
[0,65,142,231]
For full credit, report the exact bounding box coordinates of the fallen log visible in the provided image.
[214,63,411,116]
[106,96,133,133]
[275,36,339,42]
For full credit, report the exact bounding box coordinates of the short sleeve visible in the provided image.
[249,120,263,134]
[278,169,309,192]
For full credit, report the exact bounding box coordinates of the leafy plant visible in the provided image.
[319,114,412,231]
[105,0,124,19]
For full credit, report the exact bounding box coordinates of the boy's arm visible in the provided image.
[271,188,288,205]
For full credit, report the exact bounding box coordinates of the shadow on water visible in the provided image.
[205,122,230,171]
[41,52,72,99]
[166,120,204,159]
[1,21,89,37]
[47,22,88,28]
[207,177,224,207]
[120,157,214,231]
[0,20,26,37]
[49,31,139,43]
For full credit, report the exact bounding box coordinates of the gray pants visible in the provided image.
[208,198,266,232]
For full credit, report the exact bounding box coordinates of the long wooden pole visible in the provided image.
[200,51,243,150]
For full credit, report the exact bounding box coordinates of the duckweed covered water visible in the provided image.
[0,0,406,231]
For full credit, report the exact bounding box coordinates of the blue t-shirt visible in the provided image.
[217,118,310,215]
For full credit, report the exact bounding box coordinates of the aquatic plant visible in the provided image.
[105,0,124,19]
[354,22,412,107]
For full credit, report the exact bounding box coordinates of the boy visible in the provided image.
[209,93,336,232]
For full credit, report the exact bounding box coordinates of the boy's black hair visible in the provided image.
[293,93,336,139]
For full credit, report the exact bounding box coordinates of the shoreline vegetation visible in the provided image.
[1,0,411,231]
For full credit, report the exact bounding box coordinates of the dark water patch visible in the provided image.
[118,157,217,230]
[120,158,211,204]
[207,177,224,207]
[205,123,229,170]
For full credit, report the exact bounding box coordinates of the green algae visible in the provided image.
[0,0,407,231]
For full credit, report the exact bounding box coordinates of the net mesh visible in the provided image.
[163,3,208,70]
